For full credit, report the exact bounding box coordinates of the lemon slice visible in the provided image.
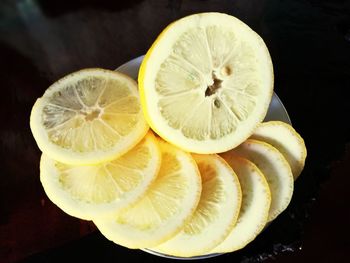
[230,139,293,221]
[212,155,271,253]
[94,139,202,248]
[39,132,161,220]
[151,154,241,257]
[139,12,273,153]
[30,68,149,165]
[251,121,307,179]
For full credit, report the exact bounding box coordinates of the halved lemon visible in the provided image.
[40,132,161,220]
[30,68,149,165]
[139,12,273,153]
[213,155,271,253]
[151,154,241,257]
[251,121,307,179]
[94,139,202,248]
[229,139,293,221]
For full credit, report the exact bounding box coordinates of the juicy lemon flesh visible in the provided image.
[40,132,161,220]
[93,140,201,249]
[251,121,307,179]
[43,76,140,153]
[156,26,260,141]
[116,151,189,230]
[152,154,242,257]
[56,137,152,204]
[183,161,225,235]
[213,155,270,253]
[231,139,293,222]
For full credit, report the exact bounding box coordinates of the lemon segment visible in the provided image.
[40,132,160,220]
[139,12,273,153]
[94,139,202,248]
[251,121,307,179]
[228,139,293,222]
[30,68,149,165]
[213,155,271,253]
[151,154,242,257]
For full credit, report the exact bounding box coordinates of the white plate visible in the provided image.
[115,55,291,260]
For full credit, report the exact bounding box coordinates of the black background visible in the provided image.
[0,0,349,262]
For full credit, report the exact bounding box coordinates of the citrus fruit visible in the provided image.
[212,155,271,253]
[94,139,202,248]
[151,154,241,257]
[228,139,293,221]
[138,12,274,153]
[30,68,149,165]
[251,121,307,179]
[40,132,161,220]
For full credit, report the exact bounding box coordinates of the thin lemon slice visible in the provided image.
[151,154,241,257]
[139,12,273,153]
[94,139,202,248]
[40,132,160,220]
[230,139,293,222]
[30,68,149,165]
[212,155,271,253]
[251,121,307,179]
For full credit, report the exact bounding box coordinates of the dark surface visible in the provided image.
[1,0,349,262]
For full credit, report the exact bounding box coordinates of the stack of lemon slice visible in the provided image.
[29,12,307,258]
